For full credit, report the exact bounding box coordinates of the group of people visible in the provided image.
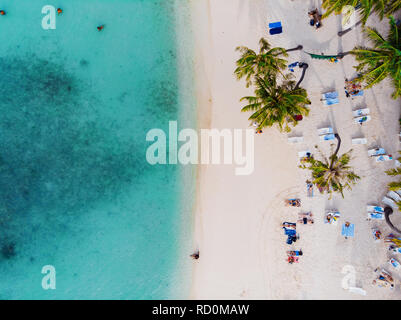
[282,198,314,264]
[308,9,322,29]
[344,79,362,97]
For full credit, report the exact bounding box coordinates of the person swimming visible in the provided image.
[0,10,6,16]
[57,8,63,15]
[97,25,105,31]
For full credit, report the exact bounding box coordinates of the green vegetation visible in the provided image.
[240,75,310,132]
[351,16,401,99]
[235,38,309,131]
[300,135,361,198]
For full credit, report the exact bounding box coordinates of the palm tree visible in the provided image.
[322,0,388,25]
[235,38,302,87]
[351,16,401,99]
[239,74,311,132]
[300,135,361,198]
[386,0,401,14]
[386,151,401,190]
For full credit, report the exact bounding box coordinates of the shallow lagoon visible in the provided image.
[0,0,193,299]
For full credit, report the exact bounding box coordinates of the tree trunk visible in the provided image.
[330,134,342,170]
[285,45,303,53]
[385,206,401,235]
[295,63,308,89]
[337,51,352,58]
[338,20,363,37]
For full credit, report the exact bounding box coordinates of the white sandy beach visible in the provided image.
[189,0,401,299]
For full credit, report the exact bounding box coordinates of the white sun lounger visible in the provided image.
[321,91,339,106]
[319,133,336,141]
[298,150,312,158]
[375,155,393,162]
[367,205,384,213]
[382,196,397,208]
[367,212,385,220]
[368,148,386,157]
[354,115,371,124]
[352,138,367,145]
[288,136,304,143]
[388,191,401,202]
[317,127,333,135]
[353,108,370,117]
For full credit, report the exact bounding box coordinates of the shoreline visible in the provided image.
[189,0,401,299]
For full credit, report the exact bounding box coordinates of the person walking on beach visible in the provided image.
[190,251,199,260]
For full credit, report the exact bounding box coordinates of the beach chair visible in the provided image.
[269,21,282,35]
[298,150,312,162]
[390,246,401,255]
[288,62,299,72]
[382,196,397,208]
[367,205,384,220]
[319,133,335,141]
[375,155,393,162]
[353,108,370,117]
[389,258,401,270]
[387,191,401,202]
[288,136,304,143]
[317,127,333,135]
[367,205,384,213]
[352,138,367,145]
[321,91,339,106]
[367,211,385,220]
[368,148,386,157]
[342,223,354,238]
[354,115,371,124]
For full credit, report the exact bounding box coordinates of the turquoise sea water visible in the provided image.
[0,0,194,299]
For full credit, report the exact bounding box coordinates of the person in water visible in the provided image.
[97,25,105,31]
[0,10,6,15]
[57,8,63,15]
[190,251,199,260]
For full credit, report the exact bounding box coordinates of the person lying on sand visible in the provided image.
[298,217,314,225]
[282,222,296,229]
[344,79,362,97]
[285,199,301,207]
